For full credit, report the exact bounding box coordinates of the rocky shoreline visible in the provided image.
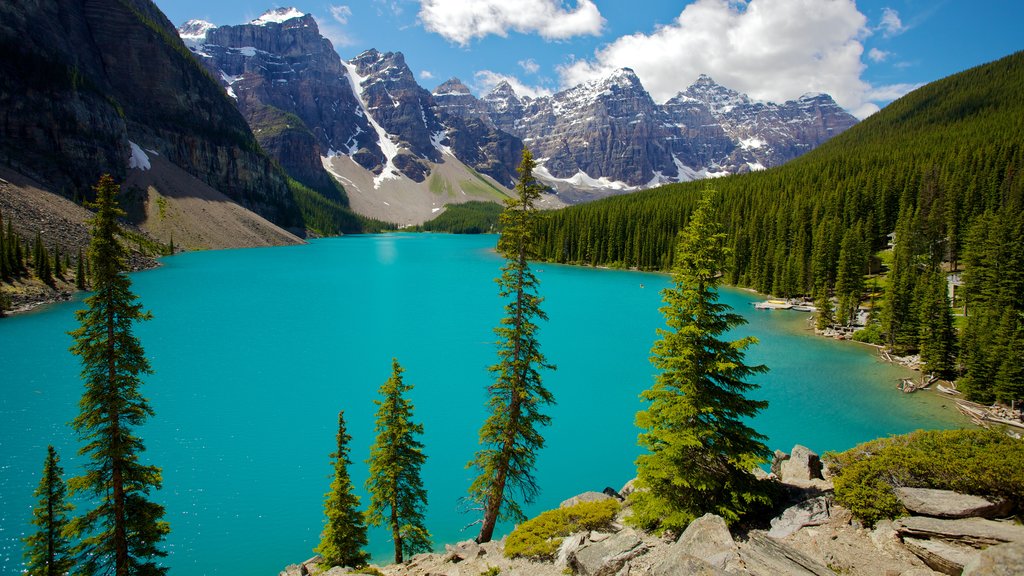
[280,446,1022,576]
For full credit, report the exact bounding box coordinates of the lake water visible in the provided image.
[0,234,963,574]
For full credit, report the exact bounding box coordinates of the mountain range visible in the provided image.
[179,7,858,221]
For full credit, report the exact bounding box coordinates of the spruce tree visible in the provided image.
[54,244,65,280]
[918,267,957,379]
[814,284,834,331]
[67,174,169,576]
[467,148,555,543]
[23,446,75,576]
[316,410,369,568]
[76,249,86,290]
[0,208,8,281]
[366,359,430,563]
[631,190,771,533]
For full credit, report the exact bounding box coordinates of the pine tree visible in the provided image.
[316,410,369,568]
[76,249,86,290]
[67,174,169,576]
[467,148,555,544]
[630,190,771,533]
[34,232,52,284]
[0,208,9,281]
[814,284,834,331]
[53,244,65,280]
[918,267,957,379]
[366,359,430,563]
[23,446,75,576]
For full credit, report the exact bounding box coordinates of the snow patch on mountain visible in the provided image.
[178,19,215,48]
[342,59,401,188]
[251,7,305,26]
[128,141,151,171]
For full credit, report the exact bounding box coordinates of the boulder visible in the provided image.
[738,532,834,576]
[278,565,302,576]
[771,450,789,478]
[894,516,1024,547]
[671,514,742,571]
[768,496,833,539]
[620,478,639,498]
[322,568,352,576]
[442,539,483,563]
[649,552,732,576]
[779,445,824,483]
[896,488,1013,519]
[569,528,648,576]
[561,491,613,509]
[555,533,588,569]
[963,541,1024,576]
[902,537,980,576]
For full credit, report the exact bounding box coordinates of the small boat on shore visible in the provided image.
[791,304,817,312]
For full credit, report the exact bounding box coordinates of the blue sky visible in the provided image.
[157,0,1023,118]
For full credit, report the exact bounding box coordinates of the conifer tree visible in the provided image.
[316,410,369,568]
[366,359,430,563]
[630,190,771,532]
[0,208,8,281]
[53,244,65,280]
[67,174,169,576]
[814,284,834,331]
[34,232,52,284]
[23,446,75,576]
[467,148,555,543]
[76,249,86,290]
[918,267,957,379]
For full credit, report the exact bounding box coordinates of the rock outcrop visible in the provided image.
[896,488,1013,520]
[0,0,301,229]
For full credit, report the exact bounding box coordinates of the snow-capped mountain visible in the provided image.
[179,6,856,215]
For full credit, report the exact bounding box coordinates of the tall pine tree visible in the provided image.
[68,174,169,576]
[366,359,430,563]
[631,190,771,532]
[316,410,369,568]
[23,446,75,576]
[467,148,555,543]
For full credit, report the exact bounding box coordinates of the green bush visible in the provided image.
[826,429,1024,526]
[851,322,885,345]
[504,499,620,560]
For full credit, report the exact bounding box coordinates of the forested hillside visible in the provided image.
[534,51,1024,403]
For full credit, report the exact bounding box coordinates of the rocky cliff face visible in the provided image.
[0,0,301,228]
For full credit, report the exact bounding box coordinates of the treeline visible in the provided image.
[0,209,90,312]
[533,51,1024,404]
[416,201,503,234]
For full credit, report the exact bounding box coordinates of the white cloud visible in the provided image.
[878,7,907,37]
[473,70,553,99]
[419,70,435,80]
[866,82,922,101]
[557,0,907,119]
[868,48,889,62]
[417,0,605,46]
[329,5,352,24]
[519,58,540,75]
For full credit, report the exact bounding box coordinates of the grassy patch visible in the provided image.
[825,429,1024,527]
[504,499,620,560]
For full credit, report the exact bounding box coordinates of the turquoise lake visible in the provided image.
[0,233,964,574]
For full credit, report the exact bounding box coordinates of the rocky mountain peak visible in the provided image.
[434,77,471,96]
[251,7,306,26]
[178,19,215,47]
[682,74,749,114]
[603,67,643,90]
[487,81,519,101]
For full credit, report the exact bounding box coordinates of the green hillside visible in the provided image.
[534,51,1024,403]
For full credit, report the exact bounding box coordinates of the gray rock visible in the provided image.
[650,552,732,576]
[442,539,482,563]
[556,533,588,569]
[620,478,639,498]
[895,516,1024,547]
[896,488,1013,519]
[738,532,834,576]
[322,568,352,576]
[768,496,833,539]
[963,541,1024,576]
[570,528,648,576]
[771,450,790,478]
[899,569,945,576]
[561,491,613,509]
[779,445,824,482]
[278,565,302,576]
[671,514,742,571]
[903,537,980,576]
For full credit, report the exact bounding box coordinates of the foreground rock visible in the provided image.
[895,516,1024,547]
[963,542,1024,576]
[897,488,1013,520]
[569,528,648,576]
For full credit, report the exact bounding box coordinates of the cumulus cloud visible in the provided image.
[518,58,540,74]
[419,70,435,80]
[868,48,889,62]
[418,0,605,46]
[473,70,553,99]
[878,7,907,37]
[557,0,907,118]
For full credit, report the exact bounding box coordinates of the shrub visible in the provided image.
[851,322,885,345]
[826,429,1024,526]
[504,499,620,560]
